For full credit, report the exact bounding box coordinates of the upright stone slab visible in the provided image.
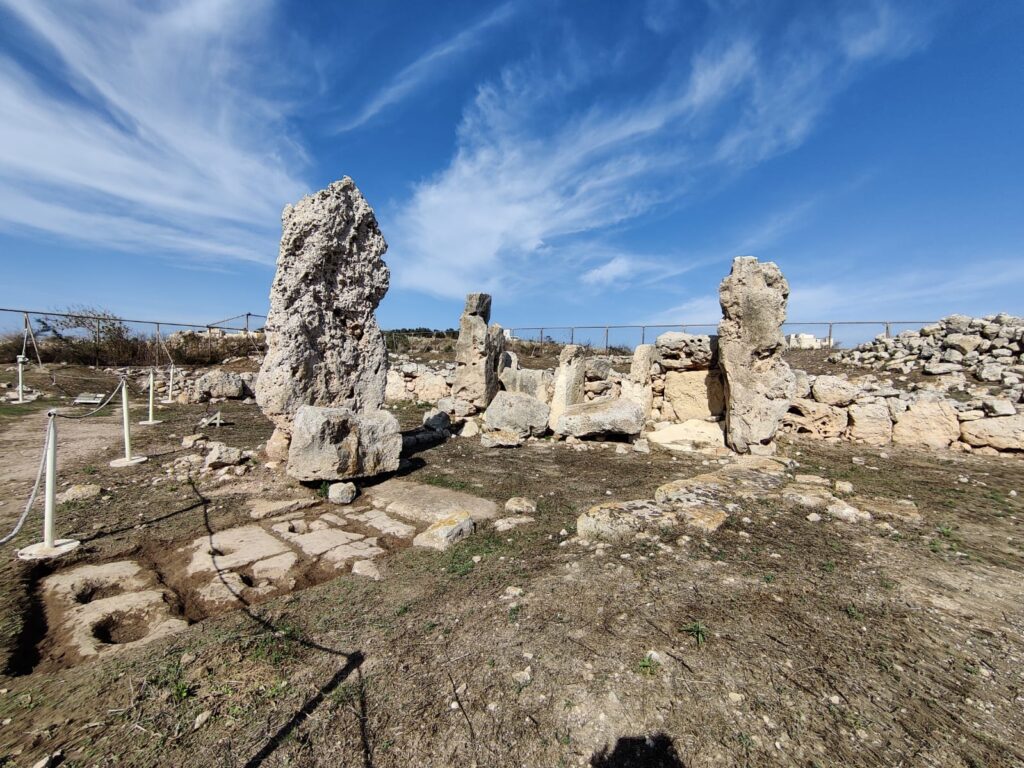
[548,345,587,430]
[717,256,795,454]
[451,293,504,410]
[255,177,400,476]
[621,343,656,418]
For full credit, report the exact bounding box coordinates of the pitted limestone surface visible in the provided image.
[40,561,188,666]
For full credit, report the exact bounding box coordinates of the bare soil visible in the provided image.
[0,367,1021,767]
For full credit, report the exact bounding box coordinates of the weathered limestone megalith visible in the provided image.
[548,345,587,430]
[717,256,795,454]
[621,344,657,417]
[286,406,402,482]
[255,177,401,476]
[451,293,505,411]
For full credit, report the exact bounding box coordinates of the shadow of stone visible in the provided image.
[590,733,685,768]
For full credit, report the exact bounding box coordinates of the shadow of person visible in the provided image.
[590,733,685,768]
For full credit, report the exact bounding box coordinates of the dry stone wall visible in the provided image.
[831,314,1024,393]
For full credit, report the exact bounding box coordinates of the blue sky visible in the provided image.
[0,0,1022,339]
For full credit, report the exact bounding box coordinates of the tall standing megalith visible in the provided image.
[256,177,401,478]
[717,256,795,455]
[450,293,504,411]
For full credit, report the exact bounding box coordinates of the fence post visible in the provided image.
[110,379,148,467]
[641,326,646,345]
[245,313,250,335]
[16,413,81,560]
[570,327,575,345]
[94,318,101,367]
[885,322,892,339]
[604,327,609,353]
[539,327,544,345]
[827,323,834,349]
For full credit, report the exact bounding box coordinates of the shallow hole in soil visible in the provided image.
[92,612,150,646]
[73,582,124,604]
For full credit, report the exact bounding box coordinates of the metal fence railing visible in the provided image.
[0,307,268,368]
[2,305,938,367]
[506,321,937,353]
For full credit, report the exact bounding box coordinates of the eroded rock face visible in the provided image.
[483,391,550,437]
[717,257,795,454]
[286,405,401,482]
[960,414,1024,451]
[548,345,587,430]
[256,178,391,438]
[891,399,959,450]
[451,293,504,409]
[555,397,644,438]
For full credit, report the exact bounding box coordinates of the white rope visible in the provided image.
[56,379,124,420]
[0,414,51,545]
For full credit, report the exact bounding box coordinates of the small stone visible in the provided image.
[412,512,475,551]
[56,483,103,504]
[328,482,358,505]
[834,480,854,494]
[806,512,822,522]
[505,497,537,514]
[351,560,381,580]
[511,666,532,686]
[728,692,745,704]
[493,516,535,532]
[193,710,212,731]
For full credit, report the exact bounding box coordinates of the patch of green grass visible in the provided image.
[508,605,521,623]
[843,603,863,621]
[247,621,303,665]
[316,481,331,499]
[422,474,470,491]
[763,572,775,584]
[821,560,836,574]
[681,620,708,647]
[82,465,97,475]
[637,656,660,675]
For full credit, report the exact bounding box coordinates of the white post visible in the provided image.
[16,355,25,403]
[16,412,81,560]
[162,364,175,404]
[110,379,148,467]
[139,370,162,425]
[122,381,132,460]
[43,413,56,548]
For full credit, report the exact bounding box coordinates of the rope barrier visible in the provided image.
[0,413,50,545]
[55,379,124,419]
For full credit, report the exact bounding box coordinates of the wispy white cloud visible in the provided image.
[388,2,933,300]
[0,0,307,263]
[336,3,516,133]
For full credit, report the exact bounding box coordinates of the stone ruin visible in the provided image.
[717,256,795,455]
[256,177,401,480]
[450,293,505,412]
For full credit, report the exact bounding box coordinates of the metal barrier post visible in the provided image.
[17,413,81,560]
[827,323,834,349]
[16,354,26,403]
[163,364,176,404]
[110,380,147,467]
[139,370,162,426]
[604,327,609,353]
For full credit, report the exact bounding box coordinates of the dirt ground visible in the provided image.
[0,366,1021,767]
